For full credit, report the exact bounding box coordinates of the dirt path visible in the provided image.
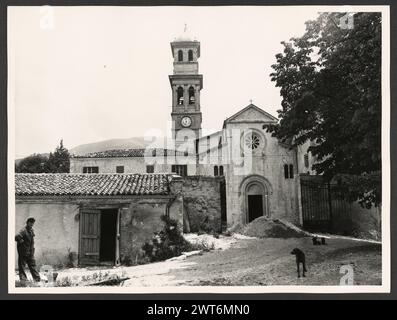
[167,237,381,286]
[45,235,381,287]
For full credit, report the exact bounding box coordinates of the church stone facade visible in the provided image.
[70,34,314,230]
[14,34,381,268]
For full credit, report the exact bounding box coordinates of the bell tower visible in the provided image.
[169,31,203,149]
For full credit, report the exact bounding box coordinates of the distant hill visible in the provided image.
[69,136,165,156]
[15,137,164,164]
[15,153,49,166]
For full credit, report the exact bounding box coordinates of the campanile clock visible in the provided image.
[169,33,203,147]
[181,116,192,128]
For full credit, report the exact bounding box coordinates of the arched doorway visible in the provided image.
[240,175,271,224]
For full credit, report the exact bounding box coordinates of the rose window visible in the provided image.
[244,133,261,150]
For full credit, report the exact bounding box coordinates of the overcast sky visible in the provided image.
[9,6,322,158]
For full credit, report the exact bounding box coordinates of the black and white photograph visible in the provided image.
[6,4,390,294]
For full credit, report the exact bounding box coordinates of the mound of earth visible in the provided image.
[241,216,308,238]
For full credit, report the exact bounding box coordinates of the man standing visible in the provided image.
[15,217,41,282]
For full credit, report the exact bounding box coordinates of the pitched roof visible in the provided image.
[223,104,278,128]
[71,148,186,159]
[15,173,171,196]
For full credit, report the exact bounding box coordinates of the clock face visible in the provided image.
[181,116,192,128]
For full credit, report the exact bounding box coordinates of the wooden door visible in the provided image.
[79,209,101,266]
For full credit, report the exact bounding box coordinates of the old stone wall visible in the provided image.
[351,203,382,240]
[119,199,170,265]
[179,176,223,233]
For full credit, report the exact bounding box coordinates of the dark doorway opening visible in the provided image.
[99,209,118,263]
[248,195,263,222]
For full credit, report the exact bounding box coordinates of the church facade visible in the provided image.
[70,34,315,229]
[14,34,381,268]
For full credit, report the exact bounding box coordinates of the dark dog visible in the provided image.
[291,248,307,278]
[312,236,327,245]
[312,236,321,245]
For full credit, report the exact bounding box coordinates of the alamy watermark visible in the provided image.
[340,265,354,285]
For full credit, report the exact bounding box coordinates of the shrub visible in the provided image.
[142,215,196,262]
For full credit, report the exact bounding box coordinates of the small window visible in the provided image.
[116,166,124,173]
[177,86,184,105]
[304,153,309,168]
[146,165,154,173]
[172,165,187,177]
[188,49,193,61]
[83,166,99,174]
[284,164,289,179]
[178,50,183,62]
[214,166,219,176]
[284,164,294,179]
[219,166,224,176]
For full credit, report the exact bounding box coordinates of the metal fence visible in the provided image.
[301,178,352,234]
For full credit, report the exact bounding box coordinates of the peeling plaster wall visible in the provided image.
[179,176,223,233]
[15,194,184,267]
[15,202,80,268]
[119,199,169,265]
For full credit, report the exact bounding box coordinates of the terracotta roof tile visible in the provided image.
[15,173,170,196]
[72,148,187,158]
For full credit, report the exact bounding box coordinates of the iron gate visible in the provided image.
[300,178,352,234]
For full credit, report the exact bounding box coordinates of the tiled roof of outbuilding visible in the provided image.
[15,173,171,196]
[71,148,186,158]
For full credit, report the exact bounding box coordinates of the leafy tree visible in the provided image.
[46,139,70,173]
[266,12,381,207]
[15,154,49,173]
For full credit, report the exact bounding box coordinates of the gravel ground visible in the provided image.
[168,236,382,286]
[15,234,381,287]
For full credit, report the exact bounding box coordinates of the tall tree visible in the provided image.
[266,12,381,207]
[15,154,49,173]
[46,139,70,173]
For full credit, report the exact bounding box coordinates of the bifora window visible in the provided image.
[83,166,99,174]
[172,165,187,177]
[214,165,224,176]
